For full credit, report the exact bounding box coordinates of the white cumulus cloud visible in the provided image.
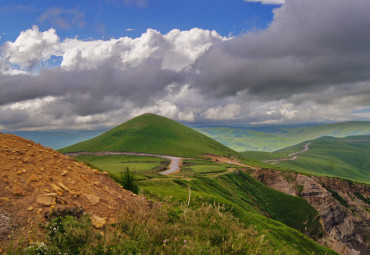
[1,25,60,70]
[60,28,224,72]
[1,0,370,130]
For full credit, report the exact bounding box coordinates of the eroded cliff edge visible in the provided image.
[251,169,370,255]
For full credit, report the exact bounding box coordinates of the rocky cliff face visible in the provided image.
[251,169,370,255]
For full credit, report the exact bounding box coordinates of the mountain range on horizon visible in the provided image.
[5,116,370,153]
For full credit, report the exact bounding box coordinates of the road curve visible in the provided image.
[64,151,182,175]
[263,142,311,164]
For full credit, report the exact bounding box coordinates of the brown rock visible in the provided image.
[36,195,55,206]
[84,194,100,205]
[12,186,26,196]
[80,174,89,182]
[58,182,69,191]
[70,190,81,196]
[43,193,57,197]
[51,183,63,192]
[61,170,68,176]
[0,197,10,202]
[91,215,106,229]
[29,174,39,182]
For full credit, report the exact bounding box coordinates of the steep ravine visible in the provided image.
[251,169,370,255]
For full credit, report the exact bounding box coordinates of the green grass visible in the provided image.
[20,202,316,255]
[180,159,237,177]
[266,136,370,183]
[241,151,287,161]
[60,113,237,158]
[73,154,324,239]
[70,153,335,254]
[75,155,168,177]
[140,172,333,254]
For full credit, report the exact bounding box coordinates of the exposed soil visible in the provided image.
[0,133,149,251]
[200,154,259,170]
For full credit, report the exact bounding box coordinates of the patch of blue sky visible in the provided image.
[0,0,278,41]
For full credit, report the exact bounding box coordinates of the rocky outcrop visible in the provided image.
[252,168,370,255]
[296,174,362,255]
[0,133,150,249]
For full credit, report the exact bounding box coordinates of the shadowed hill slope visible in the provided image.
[60,113,237,157]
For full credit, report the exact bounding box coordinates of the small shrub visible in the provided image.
[46,214,92,255]
[24,242,49,255]
[117,167,139,194]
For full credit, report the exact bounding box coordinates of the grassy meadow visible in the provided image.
[70,152,335,255]
[75,154,169,178]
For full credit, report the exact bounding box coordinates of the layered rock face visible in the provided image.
[252,168,370,255]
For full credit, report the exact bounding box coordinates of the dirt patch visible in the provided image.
[0,133,149,249]
[200,154,259,170]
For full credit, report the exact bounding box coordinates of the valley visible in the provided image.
[1,114,369,254]
[2,1,370,254]
[196,121,370,152]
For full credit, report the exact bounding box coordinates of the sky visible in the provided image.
[0,0,370,130]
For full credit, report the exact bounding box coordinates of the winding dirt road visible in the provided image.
[263,142,311,164]
[64,151,182,175]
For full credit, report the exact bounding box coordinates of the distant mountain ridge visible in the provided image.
[5,130,106,149]
[196,121,370,152]
[60,113,237,157]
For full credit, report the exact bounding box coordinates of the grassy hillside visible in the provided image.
[140,171,333,254]
[60,113,237,157]
[74,153,334,254]
[249,135,370,183]
[197,121,370,152]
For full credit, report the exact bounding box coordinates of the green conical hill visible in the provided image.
[60,113,237,157]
